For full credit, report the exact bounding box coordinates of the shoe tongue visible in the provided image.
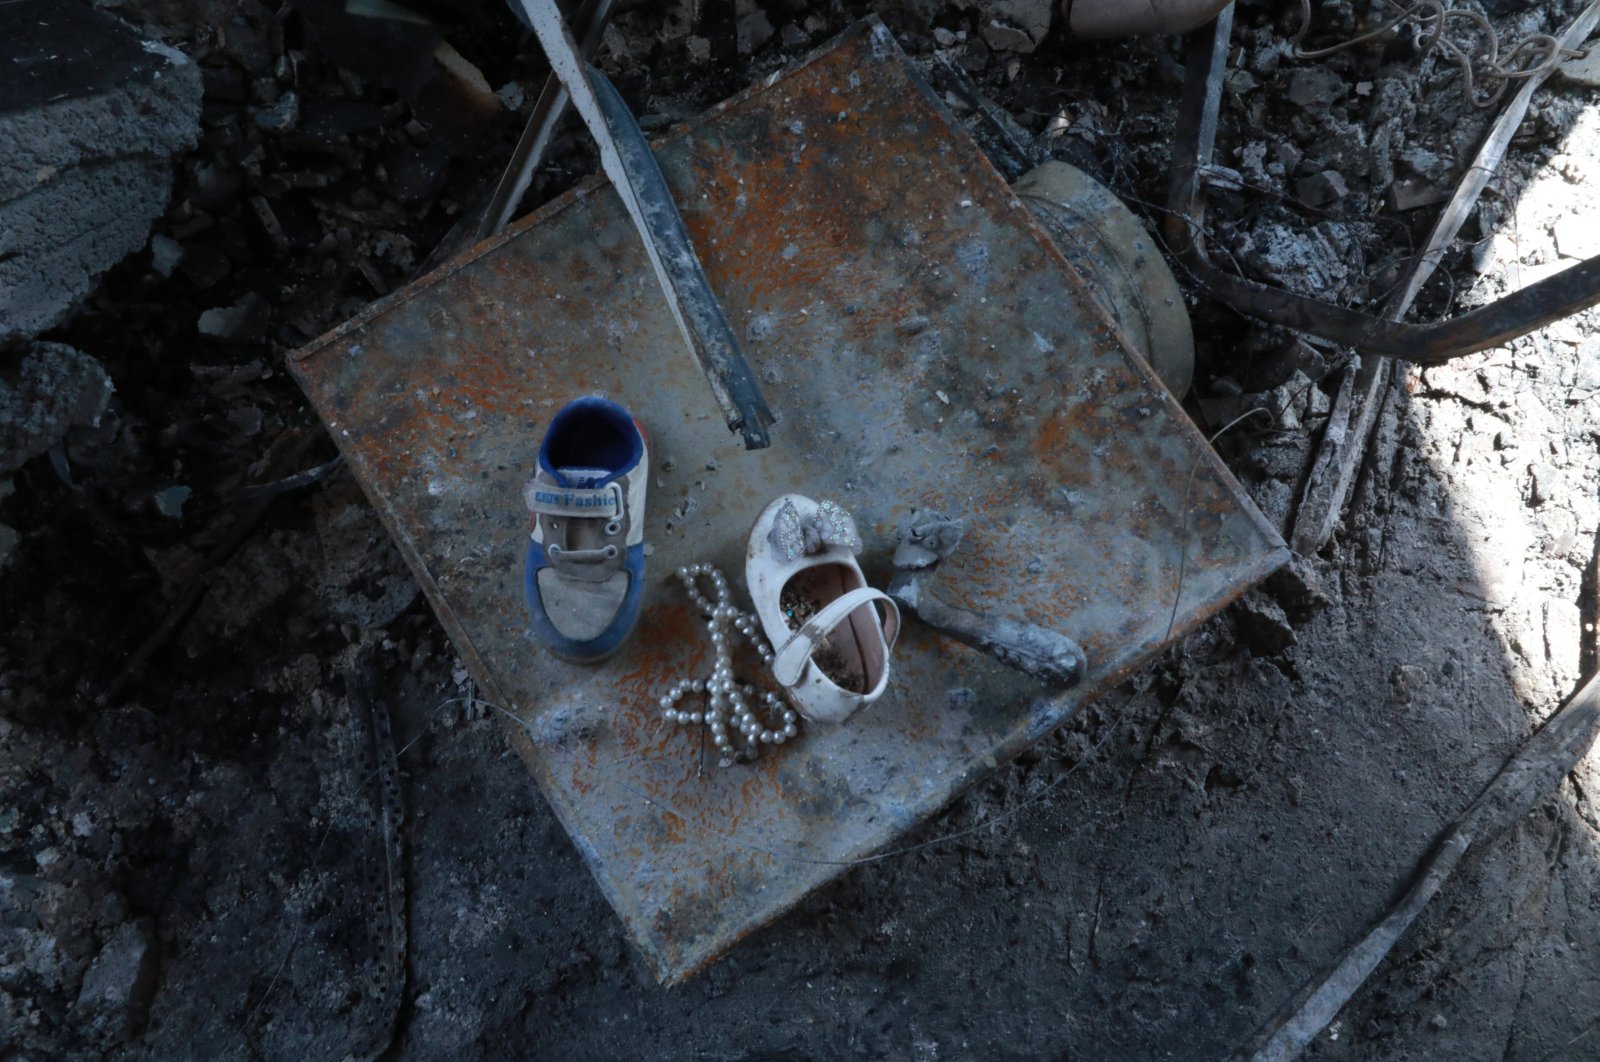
[553,466,613,489]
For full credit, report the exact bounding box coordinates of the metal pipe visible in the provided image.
[1183,253,1600,364]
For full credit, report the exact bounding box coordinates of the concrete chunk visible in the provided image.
[0,341,114,475]
[979,0,1053,52]
[72,920,159,1043]
[0,2,202,343]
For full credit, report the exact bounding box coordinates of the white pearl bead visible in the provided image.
[666,558,812,762]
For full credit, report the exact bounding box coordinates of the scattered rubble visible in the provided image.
[975,0,1052,53]
[2,0,1600,1059]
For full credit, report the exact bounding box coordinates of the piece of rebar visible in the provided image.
[345,651,408,1062]
[1287,0,1600,553]
[1163,0,1232,258]
[887,511,1087,687]
[420,0,614,274]
[1243,584,1600,1060]
[99,425,324,706]
[481,0,614,239]
[513,0,776,450]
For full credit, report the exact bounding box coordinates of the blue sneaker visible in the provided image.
[522,397,649,662]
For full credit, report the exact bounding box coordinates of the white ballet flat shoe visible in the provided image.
[745,494,900,725]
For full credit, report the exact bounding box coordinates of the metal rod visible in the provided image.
[1165,4,1600,556]
[587,65,776,448]
[480,0,615,239]
[1184,253,1600,363]
[515,0,776,449]
[1163,0,1232,256]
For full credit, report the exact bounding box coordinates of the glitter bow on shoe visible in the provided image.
[767,498,862,562]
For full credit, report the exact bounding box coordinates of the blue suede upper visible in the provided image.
[524,540,647,661]
[524,396,647,662]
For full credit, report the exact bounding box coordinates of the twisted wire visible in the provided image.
[1293,0,1587,108]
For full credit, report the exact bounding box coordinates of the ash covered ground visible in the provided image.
[3,0,1600,1059]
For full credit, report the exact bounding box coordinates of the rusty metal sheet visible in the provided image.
[291,19,1288,984]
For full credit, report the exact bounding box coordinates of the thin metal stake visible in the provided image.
[513,0,777,450]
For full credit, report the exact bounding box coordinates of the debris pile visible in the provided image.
[2,0,1600,1058]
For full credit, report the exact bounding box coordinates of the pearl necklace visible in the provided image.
[661,563,799,765]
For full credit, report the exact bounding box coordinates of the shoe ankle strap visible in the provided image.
[772,587,901,688]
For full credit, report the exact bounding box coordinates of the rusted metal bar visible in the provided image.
[926,55,1043,182]
[1243,534,1600,1061]
[1163,0,1232,256]
[517,0,775,449]
[1290,0,1600,554]
[1184,255,1600,363]
[586,64,776,448]
[480,0,614,238]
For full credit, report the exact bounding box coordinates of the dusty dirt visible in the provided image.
[3,0,1600,1059]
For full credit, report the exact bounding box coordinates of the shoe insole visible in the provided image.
[782,564,886,693]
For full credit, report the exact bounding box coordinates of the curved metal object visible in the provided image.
[1184,252,1600,364]
[1017,160,1195,397]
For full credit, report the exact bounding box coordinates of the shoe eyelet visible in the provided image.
[604,519,622,536]
[604,545,618,559]
[549,518,560,529]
